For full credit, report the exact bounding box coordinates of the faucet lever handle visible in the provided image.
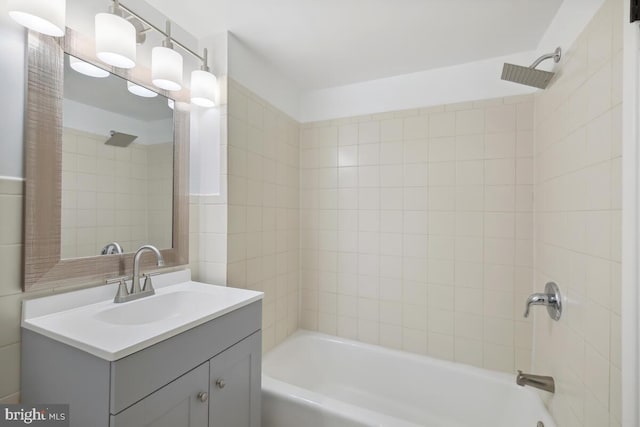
[106,275,129,285]
[107,276,130,302]
[142,273,156,294]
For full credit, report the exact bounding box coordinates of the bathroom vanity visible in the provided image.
[21,270,263,427]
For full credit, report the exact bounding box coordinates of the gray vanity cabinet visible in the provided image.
[22,301,262,427]
[209,333,261,427]
[110,363,210,427]
[110,332,261,427]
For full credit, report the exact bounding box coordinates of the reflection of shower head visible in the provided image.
[105,131,138,147]
[501,47,562,89]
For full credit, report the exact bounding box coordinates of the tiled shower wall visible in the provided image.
[299,96,535,373]
[532,0,622,426]
[226,79,300,352]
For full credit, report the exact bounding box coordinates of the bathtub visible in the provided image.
[262,331,556,427]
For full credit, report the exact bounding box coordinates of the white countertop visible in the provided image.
[21,270,263,361]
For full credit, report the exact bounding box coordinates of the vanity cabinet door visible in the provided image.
[110,362,210,427]
[209,332,261,427]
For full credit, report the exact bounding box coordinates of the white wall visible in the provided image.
[0,7,25,179]
[188,32,228,197]
[228,33,301,121]
[299,52,539,122]
[536,0,609,56]
[190,106,222,196]
[201,32,228,79]
[297,0,608,123]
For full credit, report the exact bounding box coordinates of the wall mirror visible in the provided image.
[24,30,189,291]
[62,53,174,259]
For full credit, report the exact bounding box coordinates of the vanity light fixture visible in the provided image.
[97,1,216,107]
[127,81,158,98]
[69,56,109,78]
[191,49,217,108]
[7,0,66,37]
[95,0,136,69]
[152,21,183,91]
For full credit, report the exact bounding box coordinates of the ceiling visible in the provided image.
[145,0,564,90]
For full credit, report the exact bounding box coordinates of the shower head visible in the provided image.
[105,131,138,147]
[501,64,555,89]
[501,47,561,89]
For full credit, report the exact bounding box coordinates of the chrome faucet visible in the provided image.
[131,245,165,294]
[516,370,555,393]
[111,245,165,303]
[524,282,562,320]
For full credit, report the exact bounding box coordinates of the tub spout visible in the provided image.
[516,370,555,393]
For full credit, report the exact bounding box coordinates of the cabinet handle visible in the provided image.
[216,379,226,389]
[197,392,209,402]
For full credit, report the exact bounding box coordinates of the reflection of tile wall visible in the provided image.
[299,95,535,373]
[147,143,174,249]
[227,79,300,353]
[61,129,173,257]
[532,0,622,426]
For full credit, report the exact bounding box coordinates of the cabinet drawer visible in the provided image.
[110,362,210,427]
[110,301,261,414]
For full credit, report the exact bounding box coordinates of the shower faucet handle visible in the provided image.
[524,282,562,321]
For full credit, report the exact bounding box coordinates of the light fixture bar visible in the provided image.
[115,1,204,63]
[201,48,210,71]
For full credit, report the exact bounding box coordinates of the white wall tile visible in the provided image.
[531,1,621,424]
[358,121,380,144]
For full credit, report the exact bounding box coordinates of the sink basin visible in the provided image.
[95,291,216,325]
[21,272,263,361]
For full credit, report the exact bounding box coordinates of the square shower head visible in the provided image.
[105,131,138,147]
[501,63,555,89]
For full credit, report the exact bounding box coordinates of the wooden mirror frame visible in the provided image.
[23,29,189,291]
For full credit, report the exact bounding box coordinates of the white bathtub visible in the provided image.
[262,331,556,427]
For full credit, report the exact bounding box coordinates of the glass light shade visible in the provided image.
[168,99,175,110]
[95,13,136,69]
[190,70,217,108]
[127,82,157,98]
[69,56,109,78]
[152,47,183,91]
[7,0,66,37]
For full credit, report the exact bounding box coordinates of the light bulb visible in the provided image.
[127,82,158,98]
[7,0,66,37]
[95,12,136,69]
[69,56,109,78]
[190,69,217,108]
[152,46,183,91]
